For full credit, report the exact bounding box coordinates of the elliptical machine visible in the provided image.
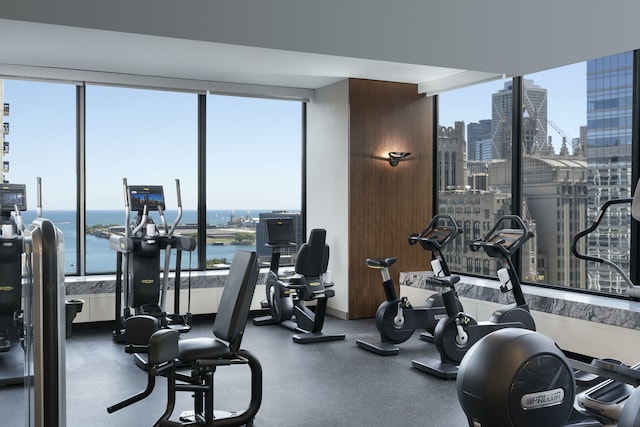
[568,184,640,423]
[109,179,196,359]
[252,219,345,343]
[571,194,640,300]
[356,214,464,355]
[412,215,536,378]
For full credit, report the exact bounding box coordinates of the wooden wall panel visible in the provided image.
[348,79,433,319]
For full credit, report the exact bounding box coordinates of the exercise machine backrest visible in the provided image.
[294,229,329,278]
[212,250,260,353]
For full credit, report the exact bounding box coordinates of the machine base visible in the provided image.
[293,331,345,344]
[355,339,400,356]
[0,343,26,387]
[419,331,435,343]
[411,357,458,379]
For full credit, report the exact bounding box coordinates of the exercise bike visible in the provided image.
[412,215,536,378]
[252,219,345,343]
[109,179,196,368]
[356,214,464,355]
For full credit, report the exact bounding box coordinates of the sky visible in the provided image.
[2,81,302,211]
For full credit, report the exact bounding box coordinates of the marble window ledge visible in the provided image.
[64,270,269,295]
[400,271,640,330]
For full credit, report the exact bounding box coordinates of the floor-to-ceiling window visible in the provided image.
[437,49,637,297]
[584,52,634,294]
[205,95,302,268]
[3,80,305,275]
[437,78,513,278]
[85,85,198,274]
[521,54,634,296]
[2,79,77,273]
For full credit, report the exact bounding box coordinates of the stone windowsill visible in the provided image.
[399,271,640,330]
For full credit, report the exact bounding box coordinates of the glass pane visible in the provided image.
[437,78,513,277]
[206,95,302,268]
[524,51,633,296]
[0,79,75,425]
[85,86,197,273]
[585,52,633,295]
[2,80,77,274]
[522,64,588,288]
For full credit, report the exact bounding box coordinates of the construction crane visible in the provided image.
[548,119,576,153]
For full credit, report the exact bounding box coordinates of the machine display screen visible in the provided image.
[265,218,295,246]
[0,184,27,212]
[128,185,165,212]
[490,229,523,249]
[425,226,453,244]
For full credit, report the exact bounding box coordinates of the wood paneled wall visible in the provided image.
[348,79,433,319]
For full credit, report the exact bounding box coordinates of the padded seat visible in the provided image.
[178,337,232,362]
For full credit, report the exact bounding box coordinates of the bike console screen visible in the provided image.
[128,185,165,212]
[489,229,524,250]
[265,218,295,246]
[425,226,455,244]
[0,184,27,213]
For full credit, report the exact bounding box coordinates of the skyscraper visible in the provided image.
[584,51,634,293]
[1,81,8,183]
[491,80,548,159]
[437,121,466,191]
[467,119,492,161]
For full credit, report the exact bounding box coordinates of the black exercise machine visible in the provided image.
[356,214,464,355]
[456,328,603,427]
[108,250,262,427]
[572,193,640,300]
[110,179,196,366]
[252,219,345,343]
[412,215,536,379]
[409,214,465,342]
[0,183,28,386]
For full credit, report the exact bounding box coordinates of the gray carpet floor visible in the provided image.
[1,314,469,426]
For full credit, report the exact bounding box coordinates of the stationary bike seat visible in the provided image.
[366,257,397,268]
[426,275,460,288]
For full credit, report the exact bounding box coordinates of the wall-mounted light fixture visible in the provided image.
[388,151,411,167]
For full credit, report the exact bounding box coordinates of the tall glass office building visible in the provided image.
[585,51,634,293]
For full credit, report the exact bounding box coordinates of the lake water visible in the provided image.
[19,209,291,274]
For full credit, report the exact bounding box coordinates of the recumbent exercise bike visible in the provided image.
[252,219,345,343]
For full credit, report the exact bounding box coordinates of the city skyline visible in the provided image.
[436,51,634,295]
[439,62,587,156]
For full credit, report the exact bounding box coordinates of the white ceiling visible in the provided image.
[1,1,640,97]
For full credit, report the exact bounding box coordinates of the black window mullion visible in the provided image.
[197,94,207,270]
[511,76,524,274]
